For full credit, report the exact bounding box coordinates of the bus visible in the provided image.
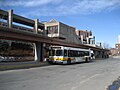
[47,46,94,64]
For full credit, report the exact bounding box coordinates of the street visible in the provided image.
[0,56,120,90]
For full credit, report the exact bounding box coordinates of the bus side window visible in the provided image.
[79,51,84,57]
[68,50,73,57]
[78,51,80,57]
[75,51,79,57]
[70,50,74,57]
[64,50,67,57]
[85,51,89,56]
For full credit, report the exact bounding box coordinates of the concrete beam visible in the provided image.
[0,9,44,28]
[0,26,109,51]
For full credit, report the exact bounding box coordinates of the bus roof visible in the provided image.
[50,46,90,51]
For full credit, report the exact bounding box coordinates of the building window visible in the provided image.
[47,25,58,34]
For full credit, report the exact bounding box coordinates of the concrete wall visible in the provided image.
[59,22,81,44]
[43,20,81,44]
[75,30,95,44]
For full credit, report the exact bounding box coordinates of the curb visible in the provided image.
[0,61,50,71]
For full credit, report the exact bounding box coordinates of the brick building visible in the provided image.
[110,48,118,56]
[111,35,120,56]
[115,44,120,55]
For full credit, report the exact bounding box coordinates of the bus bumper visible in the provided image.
[47,59,67,64]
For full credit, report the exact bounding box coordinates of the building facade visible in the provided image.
[111,35,120,56]
[43,19,81,44]
[43,20,97,46]
[113,35,120,55]
[115,43,120,55]
[110,48,118,56]
[75,30,95,45]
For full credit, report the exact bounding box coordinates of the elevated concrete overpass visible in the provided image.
[0,9,109,61]
[0,25,107,50]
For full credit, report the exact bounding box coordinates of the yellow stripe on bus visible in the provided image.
[49,57,75,61]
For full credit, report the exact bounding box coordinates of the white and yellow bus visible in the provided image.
[47,46,94,64]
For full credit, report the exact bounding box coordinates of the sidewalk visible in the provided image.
[0,61,50,71]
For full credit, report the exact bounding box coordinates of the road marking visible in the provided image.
[71,86,77,90]
[79,74,102,84]
[71,73,103,90]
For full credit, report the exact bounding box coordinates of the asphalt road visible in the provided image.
[0,56,120,90]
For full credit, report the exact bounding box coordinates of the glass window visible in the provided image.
[68,50,74,57]
[74,51,78,57]
[79,51,84,57]
[67,50,90,57]
[64,50,67,56]
[84,51,89,56]
[56,50,63,56]
[68,50,71,57]
[49,50,55,56]
[47,26,58,34]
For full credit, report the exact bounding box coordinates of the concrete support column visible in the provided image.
[34,43,43,62]
[95,51,103,58]
[93,36,95,44]
[8,9,13,28]
[34,19,43,62]
[92,39,94,44]
[43,26,45,36]
[94,51,98,58]
[44,26,48,36]
[100,51,103,58]
[90,39,92,44]
[34,19,39,33]
[81,35,83,44]
[86,37,89,44]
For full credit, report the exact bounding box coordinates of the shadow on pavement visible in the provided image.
[107,76,120,90]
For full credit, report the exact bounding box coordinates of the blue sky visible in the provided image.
[1,0,120,48]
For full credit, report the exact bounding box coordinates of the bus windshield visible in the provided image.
[56,50,63,56]
[49,50,63,56]
[49,50,55,56]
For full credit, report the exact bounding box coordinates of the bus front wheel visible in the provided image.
[47,61,53,64]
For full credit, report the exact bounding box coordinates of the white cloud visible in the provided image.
[2,0,63,7]
[1,0,120,16]
[57,0,120,15]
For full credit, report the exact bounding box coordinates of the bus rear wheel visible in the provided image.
[67,58,71,64]
[85,57,89,63]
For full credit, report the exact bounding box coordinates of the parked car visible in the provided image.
[0,56,4,62]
